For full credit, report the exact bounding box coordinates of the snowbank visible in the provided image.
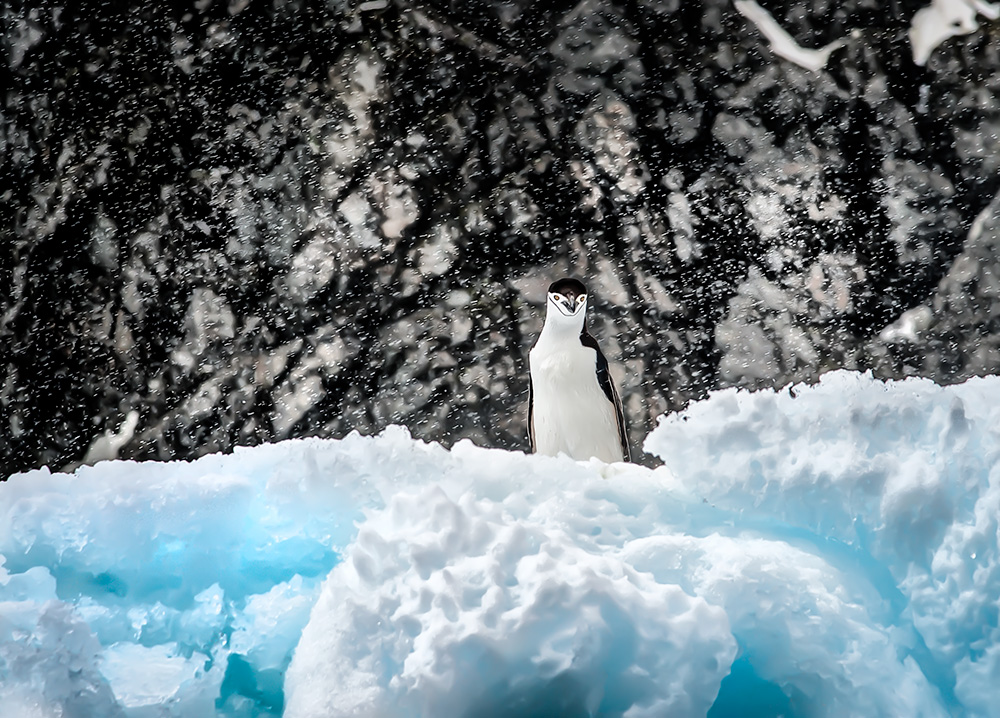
[647,370,1000,715]
[2,371,999,716]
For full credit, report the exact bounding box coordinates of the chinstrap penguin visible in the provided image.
[528,277,630,463]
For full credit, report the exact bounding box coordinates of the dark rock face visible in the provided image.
[2,0,999,476]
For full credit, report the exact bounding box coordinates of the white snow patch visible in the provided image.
[81,411,140,466]
[879,304,934,343]
[734,0,847,72]
[909,0,1000,66]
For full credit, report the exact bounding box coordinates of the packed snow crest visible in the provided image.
[2,370,999,717]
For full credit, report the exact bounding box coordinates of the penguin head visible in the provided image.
[546,277,588,323]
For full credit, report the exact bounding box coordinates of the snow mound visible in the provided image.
[646,369,1000,715]
[284,477,734,718]
[2,370,1000,716]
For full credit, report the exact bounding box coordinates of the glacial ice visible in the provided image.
[2,370,1000,717]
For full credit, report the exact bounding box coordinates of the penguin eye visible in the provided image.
[576,295,586,304]
[552,293,563,301]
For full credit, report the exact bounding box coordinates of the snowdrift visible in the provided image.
[2,371,999,717]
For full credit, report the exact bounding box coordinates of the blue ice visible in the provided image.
[1,371,998,717]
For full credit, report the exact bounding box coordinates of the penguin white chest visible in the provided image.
[529,340,623,463]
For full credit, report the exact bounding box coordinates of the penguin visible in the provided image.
[528,277,630,463]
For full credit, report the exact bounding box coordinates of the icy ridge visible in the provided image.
[646,369,1000,715]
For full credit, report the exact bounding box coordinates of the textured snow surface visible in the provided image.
[3,371,1000,716]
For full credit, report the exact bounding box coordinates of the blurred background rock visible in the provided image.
[3,0,999,475]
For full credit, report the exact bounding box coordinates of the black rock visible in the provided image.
[3,0,999,476]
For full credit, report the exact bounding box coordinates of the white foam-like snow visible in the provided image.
[3,371,1000,716]
[284,477,735,718]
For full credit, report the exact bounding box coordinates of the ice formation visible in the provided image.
[3,371,1000,716]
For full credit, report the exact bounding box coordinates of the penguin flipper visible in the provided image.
[579,331,630,462]
[527,374,536,453]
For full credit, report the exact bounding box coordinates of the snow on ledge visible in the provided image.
[910,0,1000,65]
[734,0,846,72]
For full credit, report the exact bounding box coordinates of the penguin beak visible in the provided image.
[548,292,586,317]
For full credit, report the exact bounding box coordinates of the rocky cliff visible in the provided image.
[3,0,999,475]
